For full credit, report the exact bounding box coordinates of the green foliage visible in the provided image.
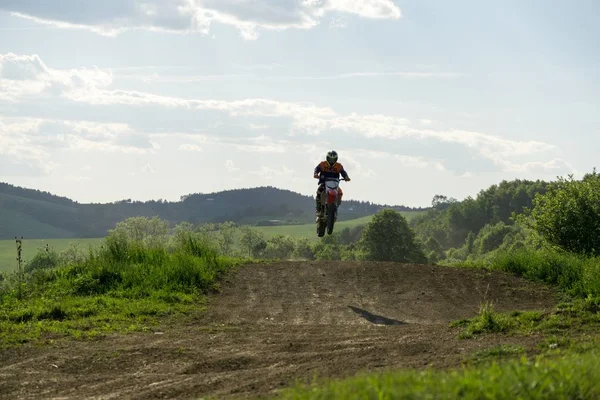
[239,226,267,258]
[215,221,237,256]
[0,218,237,346]
[293,237,314,260]
[24,247,59,273]
[454,302,516,338]
[108,216,170,248]
[361,210,426,263]
[423,237,444,263]
[453,298,600,341]
[521,171,600,255]
[264,235,296,260]
[338,226,364,245]
[281,350,600,399]
[313,234,343,261]
[471,344,525,362]
[445,222,530,263]
[412,179,548,254]
[489,248,600,299]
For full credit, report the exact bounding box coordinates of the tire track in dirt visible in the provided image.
[0,262,556,399]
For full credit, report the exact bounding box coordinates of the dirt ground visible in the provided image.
[0,262,557,399]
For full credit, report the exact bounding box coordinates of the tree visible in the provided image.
[264,235,296,260]
[25,247,59,273]
[216,222,237,256]
[293,237,314,260]
[521,171,600,255]
[361,209,426,263]
[339,225,365,245]
[431,194,456,210]
[313,234,343,261]
[240,226,267,258]
[108,216,169,247]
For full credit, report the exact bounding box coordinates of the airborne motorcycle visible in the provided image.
[316,178,346,237]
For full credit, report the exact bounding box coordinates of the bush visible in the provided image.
[25,248,60,273]
[476,222,514,254]
[522,171,600,255]
[293,237,314,260]
[239,226,267,258]
[108,216,170,248]
[313,234,343,261]
[361,210,427,263]
[264,235,296,260]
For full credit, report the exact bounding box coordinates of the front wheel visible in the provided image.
[317,205,326,237]
[326,204,337,235]
[317,218,326,237]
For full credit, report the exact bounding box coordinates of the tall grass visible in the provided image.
[491,248,600,299]
[0,229,238,346]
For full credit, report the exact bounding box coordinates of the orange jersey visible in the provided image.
[314,161,349,183]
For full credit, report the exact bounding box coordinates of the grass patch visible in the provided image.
[0,227,239,348]
[453,248,600,300]
[470,344,525,363]
[280,350,600,399]
[452,299,600,339]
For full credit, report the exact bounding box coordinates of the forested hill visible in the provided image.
[0,182,422,239]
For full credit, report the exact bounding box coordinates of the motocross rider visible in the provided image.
[314,150,351,216]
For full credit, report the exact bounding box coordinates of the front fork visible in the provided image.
[319,190,340,219]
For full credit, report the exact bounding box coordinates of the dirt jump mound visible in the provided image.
[0,262,556,399]
[206,262,553,326]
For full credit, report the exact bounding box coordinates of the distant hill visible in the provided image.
[0,182,426,239]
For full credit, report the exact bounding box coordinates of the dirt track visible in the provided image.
[0,262,556,399]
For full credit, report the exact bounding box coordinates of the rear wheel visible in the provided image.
[326,204,336,235]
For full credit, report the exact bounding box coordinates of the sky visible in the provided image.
[0,0,598,207]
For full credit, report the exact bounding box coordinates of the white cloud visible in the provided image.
[343,149,446,175]
[234,135,286,153]
[3,0,401,40]
[333,71,461,79]
[329,16,347,28]
[179,143,203,152]
[141,164,156,174]
[0,53,112,101]
[249,165,295,180]
[326,0,401,19]
[0,117,156,178]
[499,158,576,174]
[225,160,239,172]
[64,174,92,182]
[249,123,270,130]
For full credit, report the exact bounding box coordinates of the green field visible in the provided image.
[257,211,423,239]
[0,238,104,274]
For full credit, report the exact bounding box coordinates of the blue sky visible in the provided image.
[0,0,598,206]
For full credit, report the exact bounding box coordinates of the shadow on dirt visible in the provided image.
[348,306,406,326]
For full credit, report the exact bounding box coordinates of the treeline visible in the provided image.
[410,179,549,262]
[0,183,425,239]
